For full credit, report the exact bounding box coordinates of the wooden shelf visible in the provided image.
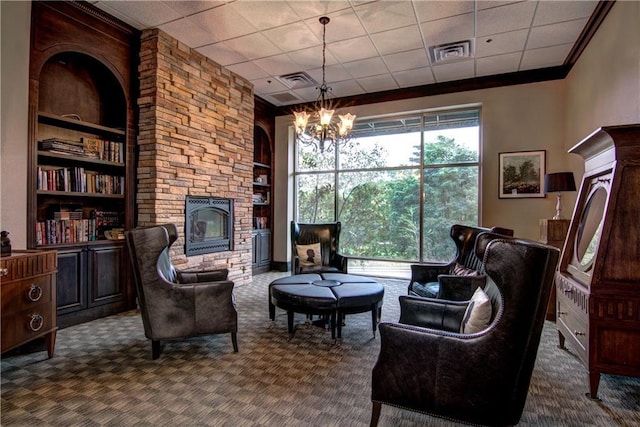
[38,111,125,136]
[253,161,270,169]
[36,190,124,198]
[38,151,125,167]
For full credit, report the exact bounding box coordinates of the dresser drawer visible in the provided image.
[557,296,588,358]
[1,274,53,317]
[1,303,55,352]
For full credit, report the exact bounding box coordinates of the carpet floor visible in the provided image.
[2,271,639,426]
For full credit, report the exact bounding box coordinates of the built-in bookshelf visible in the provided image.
[28,1,138,328]
[252,124,273,273]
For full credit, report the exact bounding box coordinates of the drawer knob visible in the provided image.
[558,311,567,315]
[29,313,44,332]
[27,284,43,302]
[574,330,586,336]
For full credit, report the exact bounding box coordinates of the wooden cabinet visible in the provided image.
[556,124,640,399]
[540,219,570,320]
[1,250,58,358]
[28,2,138,326]
[252,124,273,273]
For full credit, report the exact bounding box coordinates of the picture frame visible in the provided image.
[498,150,546,198]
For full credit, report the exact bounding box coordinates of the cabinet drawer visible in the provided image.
[1,303,55,353]
[1,275,53,317]
[557,296,588,355]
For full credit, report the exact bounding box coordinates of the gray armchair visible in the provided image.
[408,224,514,300]
[371,234,559,426]
[291,221,348,274]
[125,223,238,359]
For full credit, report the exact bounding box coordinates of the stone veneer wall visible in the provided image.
[137,29,254,286]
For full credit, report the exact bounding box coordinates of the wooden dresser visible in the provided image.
[556,125,640,399]
[1,250,58,358]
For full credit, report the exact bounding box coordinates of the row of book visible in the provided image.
[36,219,99,245]
[35,210,123,245]
[37,166,124,195]
[38,137,124,163]
[253,217,268,229]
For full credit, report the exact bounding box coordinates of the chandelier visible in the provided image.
[293,16,356,153]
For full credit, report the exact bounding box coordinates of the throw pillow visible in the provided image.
[453,262,479,276]
[296,243,322,267]
[461,286,492,334]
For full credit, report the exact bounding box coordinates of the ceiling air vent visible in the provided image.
[276,71,317,89]
[429,40,474,64]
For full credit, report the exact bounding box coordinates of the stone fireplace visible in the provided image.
[136,29,254,285]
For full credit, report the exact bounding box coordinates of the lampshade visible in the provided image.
[544,172,576,193]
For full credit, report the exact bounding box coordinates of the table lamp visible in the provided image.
[544,172,576,219]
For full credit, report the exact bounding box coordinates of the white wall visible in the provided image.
[0,1,31,249]
[272,1,640,266]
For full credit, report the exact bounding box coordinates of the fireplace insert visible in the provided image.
[185,196,233,256]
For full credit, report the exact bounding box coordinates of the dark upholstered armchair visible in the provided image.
[370,234,560,426]
[125,223,238,359]
[291,221,347,274]
[408,224,514,301]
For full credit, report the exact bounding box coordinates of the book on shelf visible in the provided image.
[37,166,124,194]
[38,138,84,156]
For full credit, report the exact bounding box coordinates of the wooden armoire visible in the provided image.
[556,124,640,399]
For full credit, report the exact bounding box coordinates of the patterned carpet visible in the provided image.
[2,271,639,426]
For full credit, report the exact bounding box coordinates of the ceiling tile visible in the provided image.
[527,19,589,50]
[432,59,475,82]
[250,77,289,95]
[370,25,424,56]
[164,1,223,17]
[253,54,302,76]
[475,52,521,76]
[357,74,400,93]
[285,0,352,19]
[326,79,366,98]
[225,61,269,81]
[287,46,338,69]
[383,49,430,72]
[95,1,181,27]
[229,1,300,31]
[343,57,389,79]
[224,33,282,61]
[326,36,378,63]
[354,1,418,33]
[159,18,215,49]
[308,64,351,84]
[475,29,528,58]
[414,0,475,23]
[533,1,598,26]
[196,42,248,67]
[421,12,475,48]
[262,21,322,53]
[305,10,367,43]
[477,1,537,37]
[393,67,436,88]
[520,43,573,70]
[189,5,258,42]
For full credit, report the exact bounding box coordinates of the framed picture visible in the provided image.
[499,150,546,198]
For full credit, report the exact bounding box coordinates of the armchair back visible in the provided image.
[290,221,348,274]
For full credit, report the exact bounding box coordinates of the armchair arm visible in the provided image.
[177,268,229,283]
[437,274,486,301]
[183,280,237,334]
[399,295,468,332]
[334,253,348,273]
[410,263,451,283]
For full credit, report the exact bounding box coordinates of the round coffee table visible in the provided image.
[269,273,384,339]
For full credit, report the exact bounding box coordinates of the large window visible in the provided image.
[295,108,480,277]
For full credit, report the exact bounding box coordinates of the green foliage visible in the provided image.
[296,132,478,262]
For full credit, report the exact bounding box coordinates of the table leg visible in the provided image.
[287,311,294,334]
[371,305,377,338]
[331,311,337,339]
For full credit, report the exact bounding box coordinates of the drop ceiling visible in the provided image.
[91,0,605,107]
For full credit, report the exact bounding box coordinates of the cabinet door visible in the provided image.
[56,247,87,314]
[88,244,124,307]
[251,231,259,267]
[258,230,271,266]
